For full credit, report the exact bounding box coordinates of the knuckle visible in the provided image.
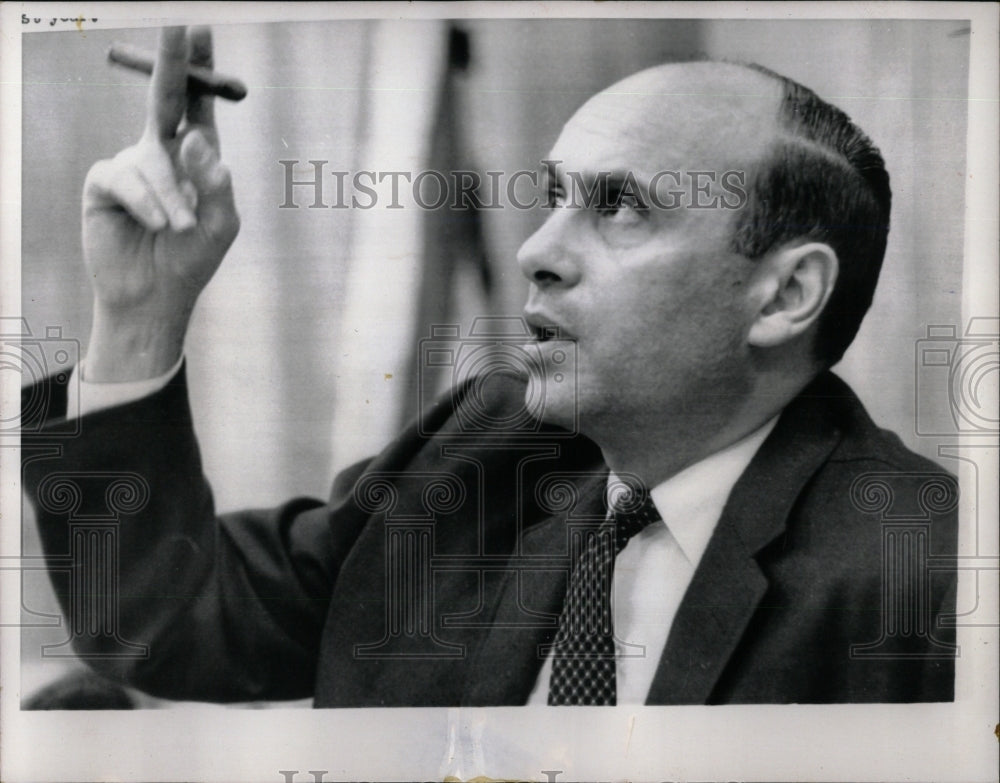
[115,142,144,166]
[132,139,171,173]
[137,188,159,215]
[211,208,240,246]
[83,160,109,191]
[86,156,120,183]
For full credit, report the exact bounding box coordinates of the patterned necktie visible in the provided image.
[547,487,662,706]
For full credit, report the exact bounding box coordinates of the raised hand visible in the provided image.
[82,26,240,382]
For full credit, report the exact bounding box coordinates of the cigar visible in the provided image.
[108,42,248,102]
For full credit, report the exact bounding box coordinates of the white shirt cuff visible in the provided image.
[68,355,184,419]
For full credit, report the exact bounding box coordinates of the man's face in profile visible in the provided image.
[519,64,782,443]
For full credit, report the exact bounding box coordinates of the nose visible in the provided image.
[516,210,582,289]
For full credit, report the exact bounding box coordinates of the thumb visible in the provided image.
[179,129,239,245]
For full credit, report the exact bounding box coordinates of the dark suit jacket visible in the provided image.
[22,368,957,705]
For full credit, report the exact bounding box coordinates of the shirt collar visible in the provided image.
[607,416,779,566]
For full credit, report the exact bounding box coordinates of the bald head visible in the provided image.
[567,61,784,178]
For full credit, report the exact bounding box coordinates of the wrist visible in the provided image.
[84,302,192,382]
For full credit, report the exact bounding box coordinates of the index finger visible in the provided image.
[145,27,190,141]
[184,27,218,145]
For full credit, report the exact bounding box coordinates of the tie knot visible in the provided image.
[609,486,660,555]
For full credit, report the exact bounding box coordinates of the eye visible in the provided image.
[596,183,648,220]
[546,182,566,207]
[603,192,644,213]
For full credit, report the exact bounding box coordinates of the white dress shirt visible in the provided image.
[69,360,778,704]
[526,416,778,704]
[69,357,184,419]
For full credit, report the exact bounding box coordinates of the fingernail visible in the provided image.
[174,208,196,232]
[194,142,213,167]
[192,135,214,166]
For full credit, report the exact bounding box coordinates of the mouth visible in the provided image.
[524,312,574,343]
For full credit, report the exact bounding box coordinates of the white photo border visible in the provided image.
[2,2,997,781]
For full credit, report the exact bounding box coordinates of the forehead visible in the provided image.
[549,63,783,175]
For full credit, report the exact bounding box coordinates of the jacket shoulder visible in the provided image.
[802,372,954,477]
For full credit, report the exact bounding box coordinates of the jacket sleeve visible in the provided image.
[22,365,372,703]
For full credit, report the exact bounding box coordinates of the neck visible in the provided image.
[594,367,819,487]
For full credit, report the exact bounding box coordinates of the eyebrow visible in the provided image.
[542,164,652,190]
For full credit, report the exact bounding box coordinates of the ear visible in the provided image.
[747,242,839,349]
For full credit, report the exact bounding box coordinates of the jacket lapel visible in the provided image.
[462,471,607,705]
[646,373,845,704]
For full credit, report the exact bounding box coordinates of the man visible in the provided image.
[23,26,957,706]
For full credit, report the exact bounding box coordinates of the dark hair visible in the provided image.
[731,63,892,366]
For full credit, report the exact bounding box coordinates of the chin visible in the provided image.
[526,368,580,433]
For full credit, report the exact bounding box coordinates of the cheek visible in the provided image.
[576,243,751,368]
[622,265,750,362]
